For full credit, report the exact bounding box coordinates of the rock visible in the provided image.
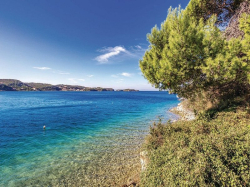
[174,102,195,121]
[140,151,149,171]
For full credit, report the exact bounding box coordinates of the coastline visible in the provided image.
[169,101,195,121]
[121,103,187,187]
[138,100,195,185]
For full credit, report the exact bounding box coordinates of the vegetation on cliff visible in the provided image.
[140,0,250,186]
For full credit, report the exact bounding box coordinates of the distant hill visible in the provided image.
[0,79,32,91]
[0,84,14,91]
[116,89,139,92]
[26,82,53,88]
[0,79,124,91]
[0,79,23,85]
[26,83,61,91]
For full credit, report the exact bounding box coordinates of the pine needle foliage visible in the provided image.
[139,1,250,106]
[139,1,250,186]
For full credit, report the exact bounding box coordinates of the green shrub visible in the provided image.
[141,110,250,186]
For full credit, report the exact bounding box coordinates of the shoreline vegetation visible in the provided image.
[139,99,250,186]
[121,100,194,187]
[0,79,139,92]
[136,0,250,186]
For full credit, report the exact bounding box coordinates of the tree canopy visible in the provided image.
[140,0,250,106]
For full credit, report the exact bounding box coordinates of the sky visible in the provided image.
[0,0,188,90]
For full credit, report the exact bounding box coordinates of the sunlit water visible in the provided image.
[0,91,179,186]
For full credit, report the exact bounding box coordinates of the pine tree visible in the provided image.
[140,1,250,106]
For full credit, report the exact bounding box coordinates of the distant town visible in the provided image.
[0,79,139,92]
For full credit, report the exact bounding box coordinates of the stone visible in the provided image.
[140,151,149,171]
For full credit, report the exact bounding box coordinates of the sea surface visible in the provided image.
[0,91,179,186]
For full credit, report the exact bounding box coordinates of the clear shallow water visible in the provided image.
[0,91,179,186]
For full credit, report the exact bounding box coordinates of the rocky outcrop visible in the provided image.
[175,103,196,121]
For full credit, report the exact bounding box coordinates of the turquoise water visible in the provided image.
[0,91,179,186]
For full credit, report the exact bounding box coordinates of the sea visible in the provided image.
[0,91,179,186]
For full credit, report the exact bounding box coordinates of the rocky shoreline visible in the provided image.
[169,101,195,121]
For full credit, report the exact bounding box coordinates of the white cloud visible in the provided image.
[121,72,132,77]
[33,67,51,70]
[95,44,148,64]
[95,46,128,63]
[88,75,94,78]
[78,79,85,81]
[135,45,142,49]
[112,72,133,78]
[68,78,77,83]
[129,44,148,58]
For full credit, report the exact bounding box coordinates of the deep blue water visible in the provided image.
[0,91,179,186]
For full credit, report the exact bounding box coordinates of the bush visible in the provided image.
[141,109,250,186]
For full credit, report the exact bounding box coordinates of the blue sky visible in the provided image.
[0,0,188,90]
